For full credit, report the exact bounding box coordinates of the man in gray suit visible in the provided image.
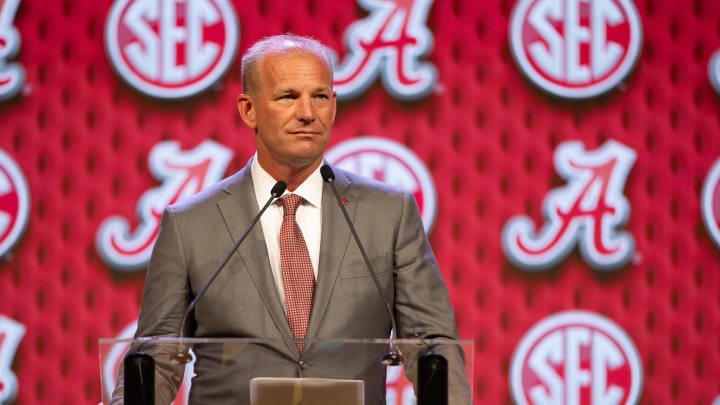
[120,34,468,404]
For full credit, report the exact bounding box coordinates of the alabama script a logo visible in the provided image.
[96,140,233,271]
[0,315,25,404]
[0,0,24,101]
[502,140,636,271]
[334,0,437,101]
[105,0,239,99]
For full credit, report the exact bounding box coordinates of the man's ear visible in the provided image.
[237,93,257,129]
[330,90,337,125]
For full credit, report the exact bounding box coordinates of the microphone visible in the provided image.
[320,165,403,366]
[171,180,287,363]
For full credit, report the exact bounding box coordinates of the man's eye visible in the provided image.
[314,94,329,99]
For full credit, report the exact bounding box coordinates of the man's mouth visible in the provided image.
[289,131,320,135]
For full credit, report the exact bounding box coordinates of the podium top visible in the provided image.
[99,336,473,345]
[99,337,474,405]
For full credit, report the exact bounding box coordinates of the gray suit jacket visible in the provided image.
[118,160,465,404]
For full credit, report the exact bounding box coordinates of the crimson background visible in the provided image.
[0,0,719,404]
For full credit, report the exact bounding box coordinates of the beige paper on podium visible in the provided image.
[250,377,364,405]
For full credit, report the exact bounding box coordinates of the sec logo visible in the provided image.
[509,0,642,99]
[701,157,720,249]
[325,137,437,233]
[105,0,239,99]
[0,149,29,259]
[510,311,642,405]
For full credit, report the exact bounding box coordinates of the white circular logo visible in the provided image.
[105,0,239,99]
[0,149,29,258]
[701,157,720,249]
[708,49,720,95]
[325,137,437,233]
[510,0,642,99]
[510,310,642,405]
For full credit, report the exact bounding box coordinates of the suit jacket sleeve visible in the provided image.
[111,208,189,405]
[393,191,472,404]
[393,191,456,339]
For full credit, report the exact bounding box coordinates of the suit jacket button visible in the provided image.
[298,360,308,370]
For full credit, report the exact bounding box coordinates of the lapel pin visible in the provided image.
[339,197,349,206]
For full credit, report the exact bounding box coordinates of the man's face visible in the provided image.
[240,51,336,171]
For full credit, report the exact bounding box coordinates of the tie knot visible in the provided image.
[280,194,304,217]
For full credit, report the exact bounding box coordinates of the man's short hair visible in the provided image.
[241,34,335,95]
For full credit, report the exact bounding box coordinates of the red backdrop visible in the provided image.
[0,0,719,404]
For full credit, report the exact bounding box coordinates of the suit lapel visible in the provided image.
[216,163,298,357]
[305,168,357,344]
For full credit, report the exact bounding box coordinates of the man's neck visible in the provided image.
[256,155,322,192]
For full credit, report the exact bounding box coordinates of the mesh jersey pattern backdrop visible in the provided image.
[0,0,718,404]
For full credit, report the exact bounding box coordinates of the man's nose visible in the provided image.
[295,96,315,123]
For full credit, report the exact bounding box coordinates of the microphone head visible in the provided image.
[170,349,193,365]
[320,165,335,183]
[271,181,287,197]
[382,349,404,366]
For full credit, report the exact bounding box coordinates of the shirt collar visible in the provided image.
[251,154,323,209]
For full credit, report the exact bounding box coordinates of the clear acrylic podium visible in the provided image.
[99,337,473,405]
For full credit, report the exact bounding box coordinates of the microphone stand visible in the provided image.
[171,181,287,363]
[320,165,403,366]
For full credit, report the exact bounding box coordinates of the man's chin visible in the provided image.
[292,155,324,169]
[274,152,323,170]
[290,145,326,163]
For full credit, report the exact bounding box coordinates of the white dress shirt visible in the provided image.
[251,155,323,310]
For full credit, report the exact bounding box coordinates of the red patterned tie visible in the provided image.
[279,194,316,353]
